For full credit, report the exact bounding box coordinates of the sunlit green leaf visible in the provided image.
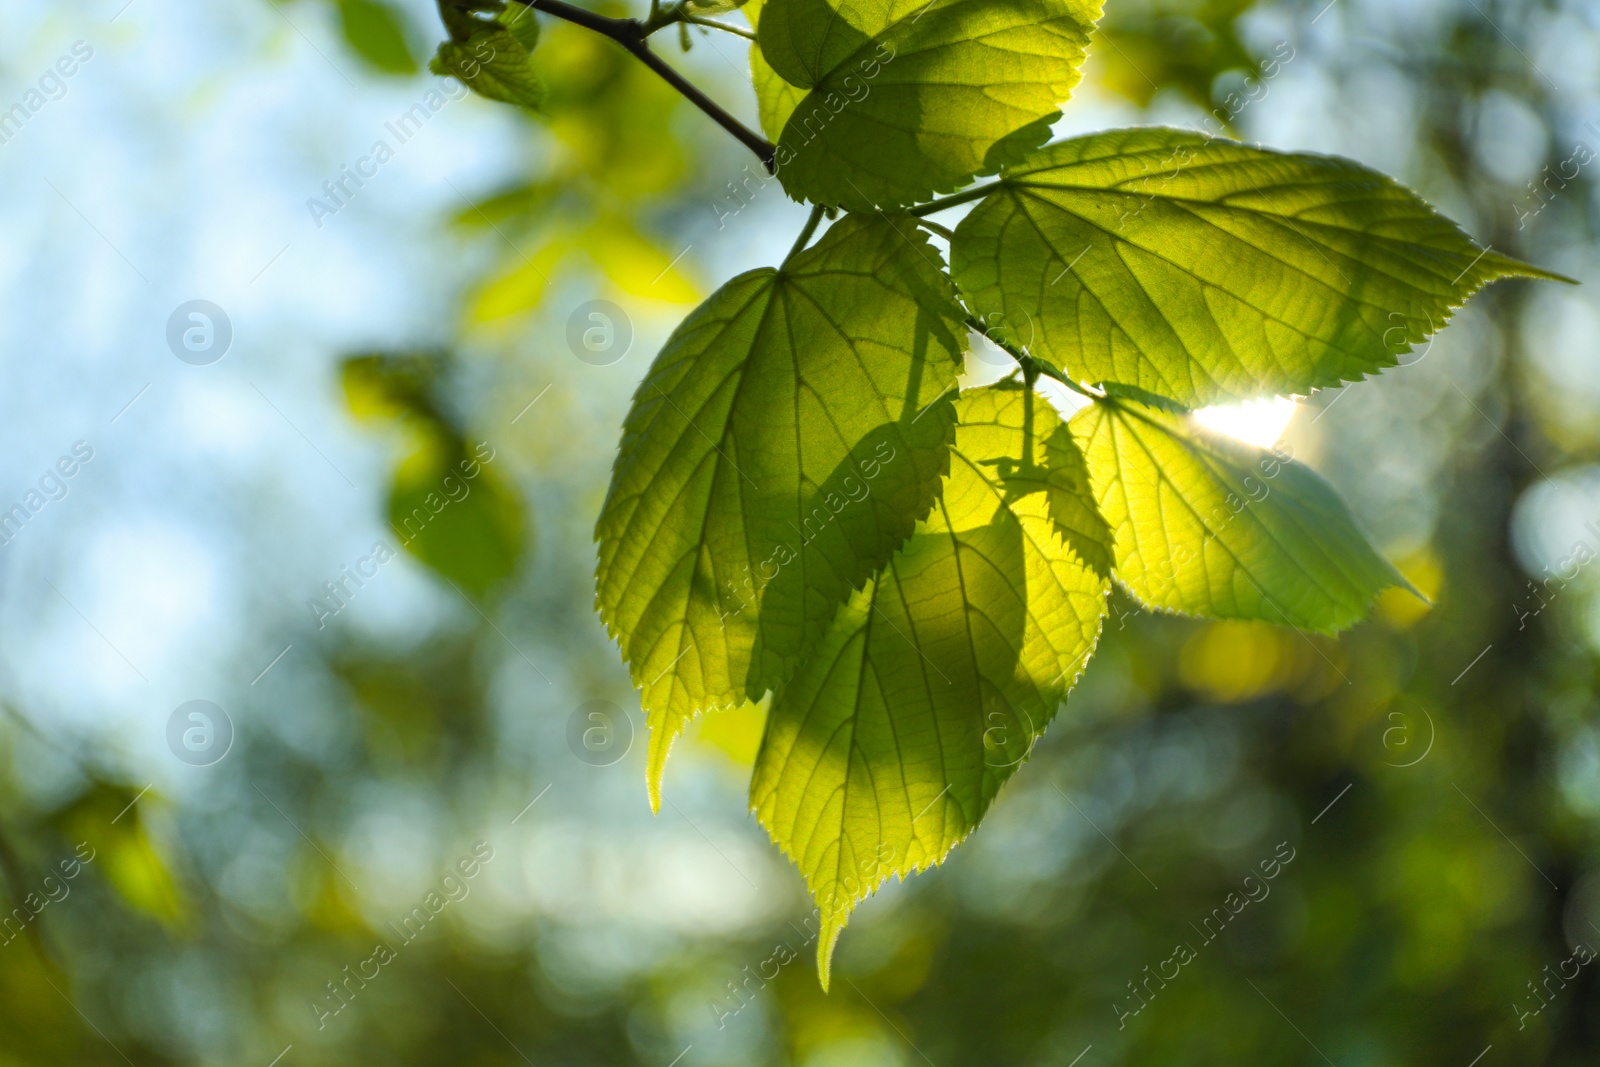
[951,127,1568,406]
[753,381,1108,985]
[1070,390,1411,632]
[501,1,541,51]
[758,0,1101,209]
[744,0,808,141]
[597,214,967,808]
[1041,421,1114,578]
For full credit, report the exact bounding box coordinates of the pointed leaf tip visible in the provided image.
[752,384,1110,974]
[816,918,843,991]
[1480,250,1578,286]
[951,127,1576,406]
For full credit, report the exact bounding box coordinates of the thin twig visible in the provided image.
[509,0,775,170]
[676,12,756,39]
[964,314,1100,400]
[640,0,756,39]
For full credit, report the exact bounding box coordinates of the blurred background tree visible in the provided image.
[0,0,1597,1064]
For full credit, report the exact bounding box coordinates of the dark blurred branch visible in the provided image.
[509,0,776,171]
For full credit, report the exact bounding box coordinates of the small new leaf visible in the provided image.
[951,127,1569,406]
[753,381,1109,985]
[431,27,543,111]
[596,215,967,809]
[1071,391,1412,632]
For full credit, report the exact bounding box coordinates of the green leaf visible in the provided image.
[757,0,1101,210]
[501,2,541,52]
[1041,421,1114,578]
[951,127,1569,407]
[431,28,544,110]
[744,0,808,141]
[1070,391,1411,632]
[336,0,420,75]
[753,380,1109,985]
[596,214,968,808]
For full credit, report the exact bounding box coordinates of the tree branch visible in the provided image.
[511,0,776,171]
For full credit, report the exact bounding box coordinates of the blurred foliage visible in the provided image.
[449,10,706,325]
[338,0,421,73]
[343,351,528,599]
[1097,0,1257,110]
[5,0,1600,1065]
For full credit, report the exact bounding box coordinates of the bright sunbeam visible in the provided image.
[1193,396,1299,449]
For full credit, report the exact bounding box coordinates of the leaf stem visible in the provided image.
[786,203,827,261]
[649,6,756,40]
[908,182,1004,216]
[1021,360,1037,473]
[511,0,776,171]
[914,218,954,241]
[964,314,1102,401]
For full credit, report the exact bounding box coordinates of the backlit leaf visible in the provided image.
[757,0,1101,209]
[745,0,808,141]
[752,381,1109,984]
[1070,390,1411,632]
[951,127,1568,406]
[596,214,967,808]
